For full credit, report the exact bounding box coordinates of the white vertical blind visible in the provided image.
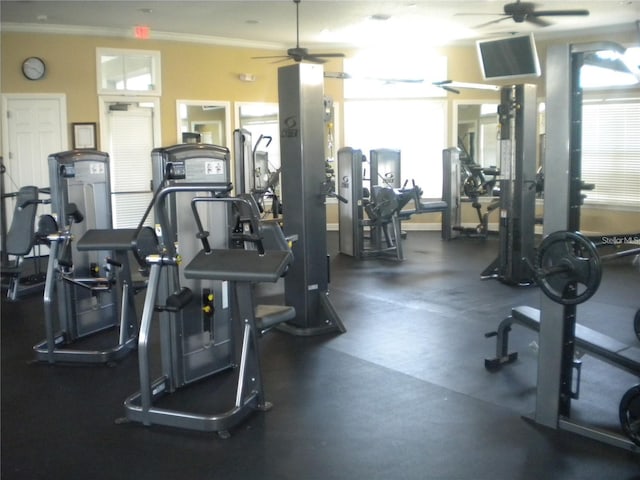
[581,100,640,207]
[108,107,154,228]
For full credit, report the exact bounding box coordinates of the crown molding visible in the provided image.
[2,20,636,50]
[1,22,287,50]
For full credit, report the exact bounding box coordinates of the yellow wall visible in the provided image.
[2,30,639,233]
[4,28,638,144]
[0,32,345,147]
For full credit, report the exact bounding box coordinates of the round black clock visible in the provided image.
[22,57,46,80]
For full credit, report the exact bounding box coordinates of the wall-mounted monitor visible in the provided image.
[477,34,541,81]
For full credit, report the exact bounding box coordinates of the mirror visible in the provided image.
[233,102,282,212]
[235,102,281,169]
[234,101,341,196]
[454,101,500,170]
[176,100,231,147]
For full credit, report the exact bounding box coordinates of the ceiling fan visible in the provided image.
[461,1,590,28]
[252,0,345,64]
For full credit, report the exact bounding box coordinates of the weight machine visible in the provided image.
[1,184,52,300]
[337,147,447,260]
[485,42,640,451]
[442,142,500,240]
[480,84,537,286]
[123,144,295,437]
[33,150,142,365]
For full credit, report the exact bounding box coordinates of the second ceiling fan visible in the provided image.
[253,0,345,64]
[464,1,590,28]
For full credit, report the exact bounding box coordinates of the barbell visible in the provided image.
[531,231,640,305]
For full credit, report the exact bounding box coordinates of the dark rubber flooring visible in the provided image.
[2,231,639,479]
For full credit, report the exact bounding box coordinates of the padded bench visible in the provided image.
[77,228,142,252]
[184,248,296,334]
[77,227,157,264]
[184,248,292,283]
[398,200,448,220]
[417,200,448,213]
[486,305,640,376]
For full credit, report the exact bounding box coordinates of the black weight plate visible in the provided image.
[619,384,640,447]
[634,309,640,343]
[133,226,159,268]
[536,231,602,305]
[371,187,399,220]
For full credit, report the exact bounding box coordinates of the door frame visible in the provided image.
[98,96,162,153]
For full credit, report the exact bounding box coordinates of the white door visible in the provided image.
[1,94,67,227]
[102,102,156,228]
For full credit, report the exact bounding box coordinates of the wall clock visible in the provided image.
[22,57,46,80]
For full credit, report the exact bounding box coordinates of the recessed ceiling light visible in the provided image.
[246,19,259,25]
[370,14,391,21]
[139,8,153,14]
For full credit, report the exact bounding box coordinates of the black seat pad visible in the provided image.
[184,249,292,283]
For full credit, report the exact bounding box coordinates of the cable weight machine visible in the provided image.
[481,84,537,286]
[485,42,640,452]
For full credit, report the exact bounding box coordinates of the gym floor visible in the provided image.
[2,231,639,479]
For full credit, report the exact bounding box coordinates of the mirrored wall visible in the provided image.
[235,102,281,169]
[454,101,500,170]
[176,100,231,147]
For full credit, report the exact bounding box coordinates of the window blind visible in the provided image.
[581,100,640,207]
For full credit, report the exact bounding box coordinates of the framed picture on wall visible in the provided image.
[72,122,97,149]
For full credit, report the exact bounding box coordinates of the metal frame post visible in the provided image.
[277,63,345,336]
[441,148,461,241]
[337,147,364,258]
[536,42,575,428]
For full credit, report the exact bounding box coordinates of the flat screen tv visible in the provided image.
[477,34,541,81]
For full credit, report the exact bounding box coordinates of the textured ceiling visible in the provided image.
[2,1,639,50]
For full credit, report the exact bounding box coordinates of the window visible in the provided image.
[97,48,161,95]
[579,45,639,207]
[343,51,448,198]
[344,100,447,198]
[581,99,640,207]
[343,51,446,99]
[581,47,640,89]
